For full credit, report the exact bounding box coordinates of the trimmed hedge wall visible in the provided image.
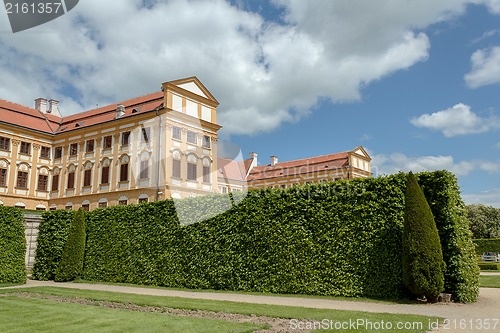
[0,207,26,284]
[34,171,479,302]
[478,263,500,271]
[32,210,73,280]
[473,238,500,254]
[55,209,86,282]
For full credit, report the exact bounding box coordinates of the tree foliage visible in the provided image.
[402,172,445,302]
[467,204,500,239]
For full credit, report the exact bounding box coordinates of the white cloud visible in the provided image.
[0,0,497,135]
[462,188,500,208]
[372,152,500,176]
[496,142,500,149]
[410,103,500,137]
[465,47,500,88]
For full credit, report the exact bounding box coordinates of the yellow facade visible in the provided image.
[0,77,221,210]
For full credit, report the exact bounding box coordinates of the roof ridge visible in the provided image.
[268,151,349,165]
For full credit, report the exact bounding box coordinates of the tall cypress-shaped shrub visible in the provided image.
[55,209,86,282]
[403,172,445,302]
[0,207,26,284]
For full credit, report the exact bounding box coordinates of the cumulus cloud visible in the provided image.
[0,0,496,135]
[465,47,500,88]
[410,103,500,137]
[372,151,500,177]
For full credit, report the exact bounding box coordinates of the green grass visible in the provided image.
[0,295,264,333]
[479,275,500,288]
[0,287,439,333]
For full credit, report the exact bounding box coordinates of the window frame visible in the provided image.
[0,168,7,186]
[54,146,62,159]
[187,131,197,144]
[0,137,10,151]
[85,139,95,153]
[202,135,211,148]
[139,160,149,179]
[37,174,48,191]
[16,171,28,188]
[40,146,51,159]
[69,143,78,156]
[187,161,197,181]
[103,136,113,149]
[101,166,110,184]
[19,142,31,155]
[121,131,131,146]
[172,159,181,178]
[120,162,129,182]
[83,169,92,187]
[172,127,182,140]
[67,171,75,189]
[141,127,150,143]
[51,174,59,191]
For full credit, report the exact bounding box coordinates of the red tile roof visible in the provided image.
[218,157,248,182]
[0,91,164,135]
[248,152,349,181]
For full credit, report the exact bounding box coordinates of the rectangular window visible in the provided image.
[187,131,197,144]
[141,127,150,143]
[69,143,78,156]
[98,202,107,208]
[140,160,149,179]
[172,159,181,178]
[16,171,28,188]
[83,169,92,187]
[202,136,211,148]
[81,204,90,211]
[187,162,197,181]
[172,127,182,140]
[203,165,211,183]
[54,146,62,159]
[118,200,127,206]
[51,174,59,191]
[86,139,94,153]
[120,163,129,182]
[20,142,31,155]
[0,137,10,151]
[121,131,131,146]
[67,172,75,189]
[103,136,112,149]
[0,168,7,186]
[37,175,48,191]
[138,198,148,204]
[101,166,110,184]
[40,146,51,159]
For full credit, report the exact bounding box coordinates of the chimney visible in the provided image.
[35,98,48,113]
[270,155,278,166]
[116,104,126,118]
[249,152,258,169]
[48,99,62,117]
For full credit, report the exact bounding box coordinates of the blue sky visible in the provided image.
[1,1,500,206]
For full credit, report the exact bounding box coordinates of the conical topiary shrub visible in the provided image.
[402,172,445,302]
[54,209,86,282]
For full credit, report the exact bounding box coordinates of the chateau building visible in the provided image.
[245,147,372,189]
[0,77,221,210]
[0,76,372,211]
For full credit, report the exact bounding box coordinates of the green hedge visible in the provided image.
[83,175,408,298]
[417,171,480,303]
[478,263,499,270]
[34,171,479,302]
[0,207,26,284]
[473,238,500,254]
[32,210,73,280]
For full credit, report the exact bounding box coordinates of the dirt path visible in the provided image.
[3,280,500,332]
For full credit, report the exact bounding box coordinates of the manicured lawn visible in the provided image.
[0,295,264,333]
[0,287,439,333]
[480,275,500,288]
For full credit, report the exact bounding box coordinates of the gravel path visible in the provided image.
[3,279,499,332]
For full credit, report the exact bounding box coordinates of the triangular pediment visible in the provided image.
[352,146,370,159]
[167,76,219,105]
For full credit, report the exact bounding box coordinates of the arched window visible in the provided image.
[101,158,111,184]
[83,161,93,187]
[66,164,76,189]
[202,158,211,183]
[172,150,181,178]
[187,154,197,181]
[16,163,30,189]
[52,168,60,191]
[119,155,130,182]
